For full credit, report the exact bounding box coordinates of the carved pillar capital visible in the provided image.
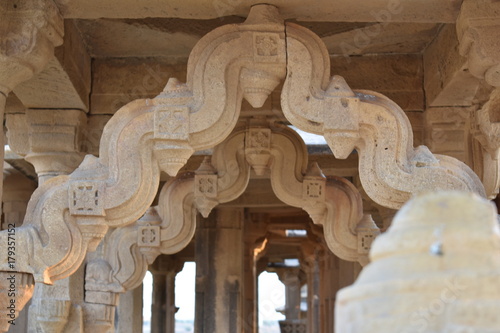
[457,0,500,87]
[0,0,63,95]
[6,109,87,183]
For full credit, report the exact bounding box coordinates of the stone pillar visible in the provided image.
[318,250,335,333]
[303,250,320,333]
[150,256,184,333]
[242,219,268,333]
[457,0,500,199]
[0,0,63,223]
[6,109,87,332]
[242,245,257,333]
[2,171,36,230]
[276,268,302,320]
[166,263,183,333]
[316,247,360,333]
[336,191,500,332]
[116,285,143,333]
[0,94,5,213]
[276,267,307,333]
[195,208,244,333]
[151,271,166,333]
[2,171,36,333]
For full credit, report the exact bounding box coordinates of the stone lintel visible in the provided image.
[92,54,423,116]
[54,0,461,23]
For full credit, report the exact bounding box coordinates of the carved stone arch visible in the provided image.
[0,7,290,326]
[88,123,375,297]
[281,22,487,209]
[470,89,500,199]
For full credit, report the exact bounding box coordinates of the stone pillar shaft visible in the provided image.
[305,257,320,333]
[242,247,257,333]
[165,270,177,333]
[195,208,244,333]
[116,285,143,333]
[281,271,302,320]
[151,273,167,333]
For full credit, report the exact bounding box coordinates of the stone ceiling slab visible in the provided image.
[74,18,440,58]
[54,0,462,23]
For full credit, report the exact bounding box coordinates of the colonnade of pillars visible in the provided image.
[144,208,361,333]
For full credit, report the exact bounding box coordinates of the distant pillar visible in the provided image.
[151,256,184,333]
[242,243,258,333]
[316,248,360,333]
[303,249,320,333]
[165,266,178,333]
[195,208,244,333]
[151,271,166,333]
[277,268,302,320]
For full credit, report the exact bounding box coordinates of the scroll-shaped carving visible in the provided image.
[263,124,378,264]
[281,22,486,209]
[470,88,500,199]
[83,177,199,329]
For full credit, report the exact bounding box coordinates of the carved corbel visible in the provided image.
[470,89,500,199]
[281,22,486,209]
[457,0,500,88]
[0,0,63,95]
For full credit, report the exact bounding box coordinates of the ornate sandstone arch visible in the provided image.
[281,22,486,209]
[0,4,488,331]
[80,123,378,330]
[0,6,287,330]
